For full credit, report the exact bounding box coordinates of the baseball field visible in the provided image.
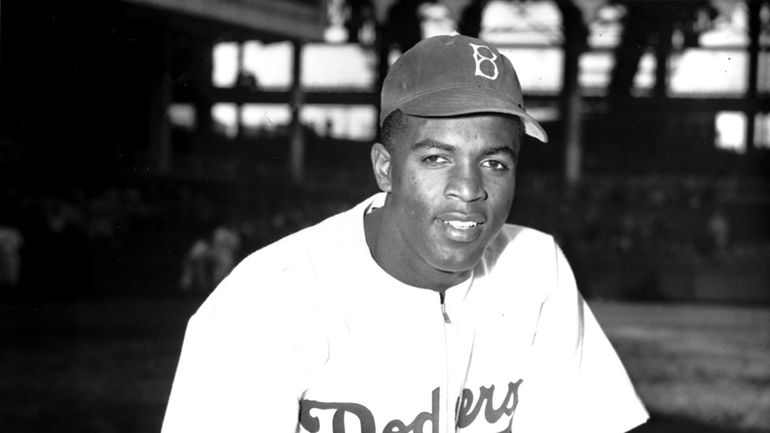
[2,295,769,433]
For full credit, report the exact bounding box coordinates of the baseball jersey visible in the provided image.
[162,193,648,433]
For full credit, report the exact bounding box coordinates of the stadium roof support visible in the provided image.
[745,0,761,154]
[118,0,326,177]
[122,0,326,41]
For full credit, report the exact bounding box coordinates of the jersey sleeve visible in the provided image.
[161,257,327,433]
[518,240,649,433]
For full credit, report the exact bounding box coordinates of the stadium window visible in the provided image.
[755,113,770,149]
[587,5,623,48]
[480,0,563,95]
[715,111,746,153]
[669,51,747,95]
[499,47,563,94]
[213,42,239,88]
[240,104,291,136]
[669,1,748,96]
[231,41,380,91]
[300,105,377,141]
[481,0,561,45]
[576,51,655,95]
[168,104,196,131]
[715,112,770,152]
[580,3,655,95]
[241,41,293,90]
[301,44,375,89]
[324,0,348,43]
[633,53,656,94]
[212,103,239,139]
[420,2,456,38]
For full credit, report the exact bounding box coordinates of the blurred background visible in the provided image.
[1,0,768,432]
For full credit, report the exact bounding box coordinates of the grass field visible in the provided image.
[2,296,769,433]
[592,301,770,432]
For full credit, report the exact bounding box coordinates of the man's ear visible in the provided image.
[370,142,393,193]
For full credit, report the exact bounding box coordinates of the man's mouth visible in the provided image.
[440,219,482,230]
[437,216,485,242]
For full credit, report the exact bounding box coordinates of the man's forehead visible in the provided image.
[394,113,522,153]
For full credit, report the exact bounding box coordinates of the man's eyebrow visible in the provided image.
[412,140,518,159]
[412,139,455,152]
[484,145,518,159]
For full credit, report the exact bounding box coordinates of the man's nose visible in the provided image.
[445,164,487,202]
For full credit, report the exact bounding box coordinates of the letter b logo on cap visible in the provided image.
[469,43,499,80]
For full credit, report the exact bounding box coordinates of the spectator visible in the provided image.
[210,225,241,286]
[180,238,212,293]
[708,208,730,252]
[0,226,24,289]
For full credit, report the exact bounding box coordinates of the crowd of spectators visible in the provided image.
[1,173,766,300]
[513,175,769,259]
[0,184,153,297]
[509,175,770,300]
[0,179,358,298]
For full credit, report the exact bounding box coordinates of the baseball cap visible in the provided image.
[380,34,548,143]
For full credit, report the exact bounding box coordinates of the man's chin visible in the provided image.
[431,252,484,275]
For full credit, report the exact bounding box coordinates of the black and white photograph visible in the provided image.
[1,1,769,432]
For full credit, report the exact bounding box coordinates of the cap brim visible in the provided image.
[396,86,548,143]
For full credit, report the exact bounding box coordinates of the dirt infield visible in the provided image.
[2,296,769,433]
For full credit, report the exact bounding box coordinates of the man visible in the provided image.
[162,34,648,433]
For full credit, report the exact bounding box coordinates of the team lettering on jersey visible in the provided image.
[299,380,523,433]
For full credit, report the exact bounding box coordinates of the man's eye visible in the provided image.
[482,159,509,171]
[422,155,449,166]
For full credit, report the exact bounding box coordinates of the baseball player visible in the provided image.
[162,34,648,433]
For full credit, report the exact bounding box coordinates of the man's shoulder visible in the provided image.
[478,223,559,279]
[499,223,553,242]
[193,205,361,324]
[488,223,556,256]
[223,194,374,289]
[237,205,357,276]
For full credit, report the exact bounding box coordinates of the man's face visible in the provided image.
[375,113,521,286]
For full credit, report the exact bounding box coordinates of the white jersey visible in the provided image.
[162,193,648,433]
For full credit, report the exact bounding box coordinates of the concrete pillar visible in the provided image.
[559,1,587,189]
[289,39,305,184]
[149,27,172,173]
[745,0,761,154]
